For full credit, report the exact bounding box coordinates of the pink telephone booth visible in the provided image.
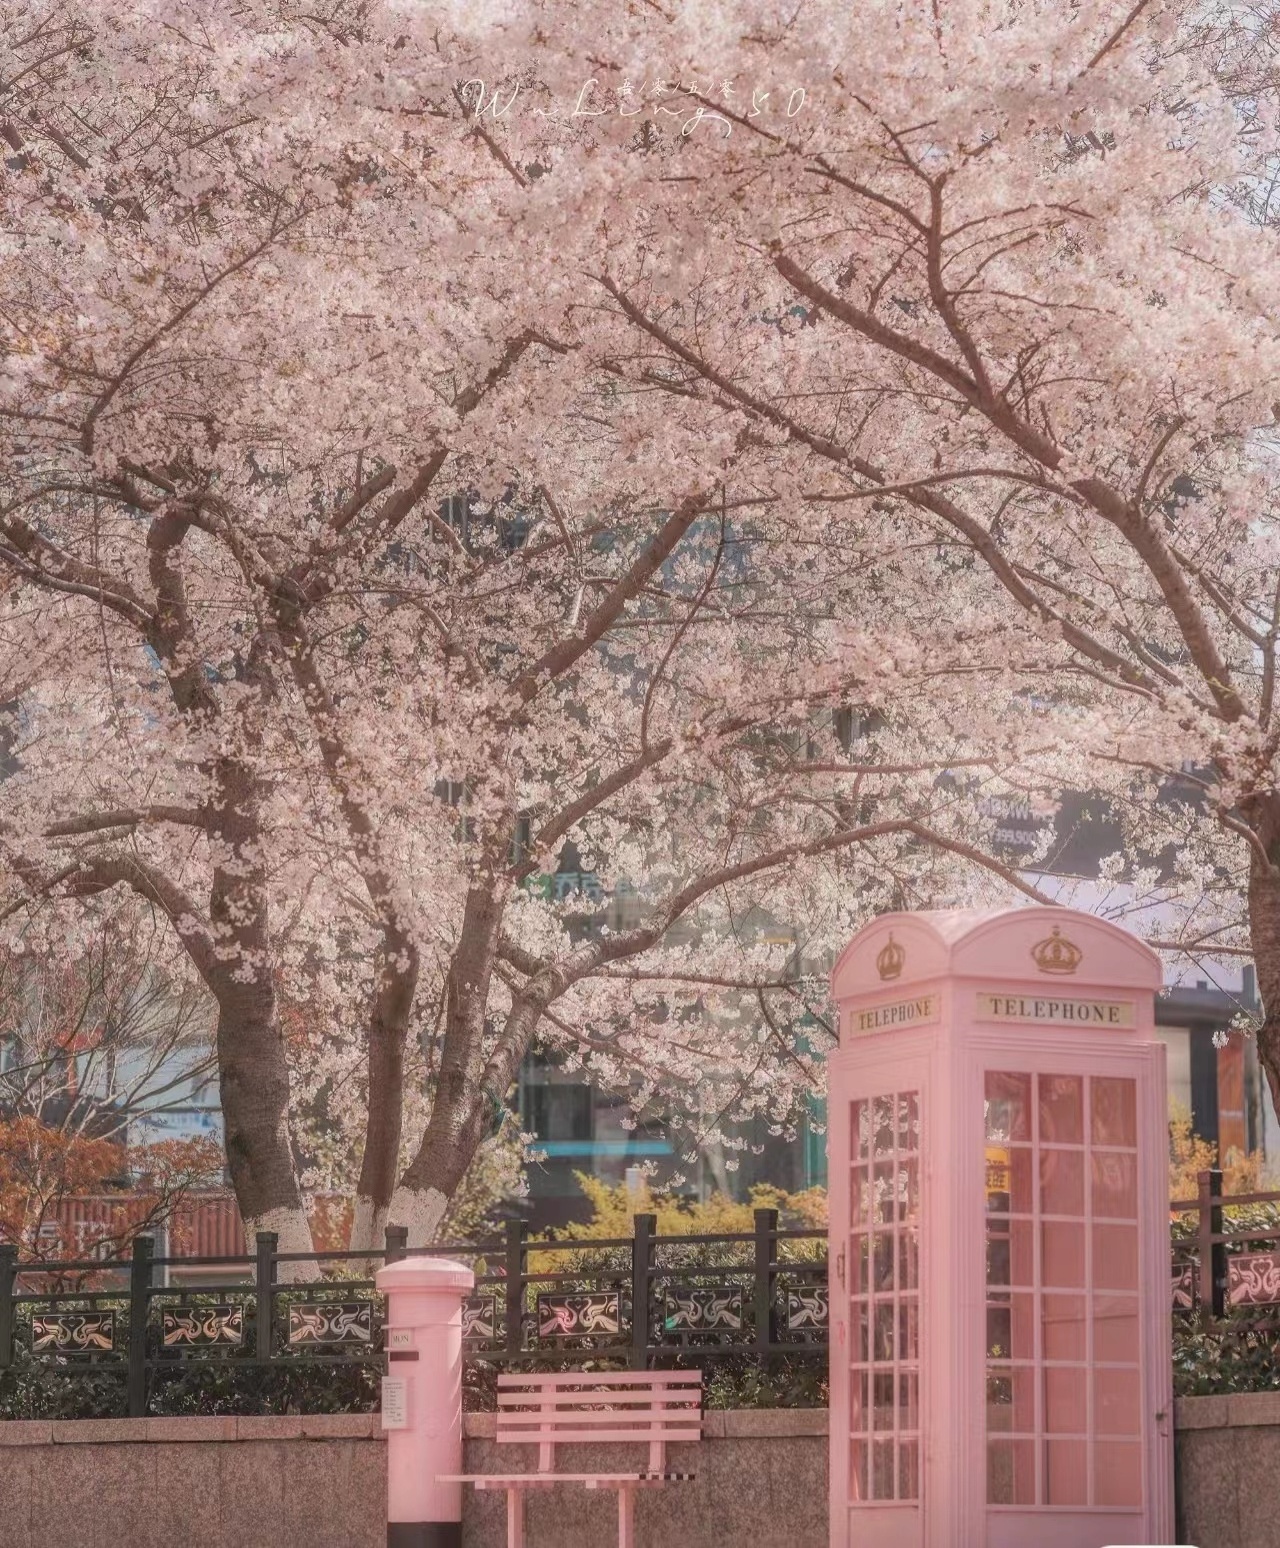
[827,906,1173,1548]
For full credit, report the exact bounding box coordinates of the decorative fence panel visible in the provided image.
[1171,1168,1280,1329]
[1161,1158,1280,1409]
[0,1208,827,1417]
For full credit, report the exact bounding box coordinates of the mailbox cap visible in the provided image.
[376,1254,475,1294]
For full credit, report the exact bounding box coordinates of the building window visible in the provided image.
[510,815,533,868]
[519,1054,594,1144]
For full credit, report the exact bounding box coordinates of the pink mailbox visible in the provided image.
[376,1253,475,1548]
[827,906,1174,1548]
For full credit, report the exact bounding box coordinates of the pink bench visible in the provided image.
[442,1369,702,1547]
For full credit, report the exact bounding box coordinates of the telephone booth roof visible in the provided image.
[830,904,1163,1004]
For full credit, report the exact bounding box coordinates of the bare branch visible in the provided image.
[1084,0,1157,72]
[44,807,207,838]
[510,488,713,704]
[80,215,309,454]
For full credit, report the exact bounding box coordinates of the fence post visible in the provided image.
[0,1243,16,1370]
[126,1234,154,1418]
[1197,1167,1226,1327]
[754,1207,779,1356]
[504,1218,526,1360]
[383,1224,408,1265]
[255,1230,278,1360]
[631,1212,655,1369]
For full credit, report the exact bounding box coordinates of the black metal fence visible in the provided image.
[0,1208,827,1417]
[14,1167,1280,1418]
[1171,1168,1280,1328]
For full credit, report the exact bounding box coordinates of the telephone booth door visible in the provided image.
[830,1049,931,1548]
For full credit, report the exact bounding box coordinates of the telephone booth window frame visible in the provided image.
[984,1069,1143,1510]
[848,1087,922,1504]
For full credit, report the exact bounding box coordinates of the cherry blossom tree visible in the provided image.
[550,1,1280,1103]
[8,0,1259,1250]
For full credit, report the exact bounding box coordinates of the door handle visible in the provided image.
[835,1248,846,1288]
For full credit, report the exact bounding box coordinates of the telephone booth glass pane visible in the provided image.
[984,1071,1142,1507]
[848,1088,920,1503]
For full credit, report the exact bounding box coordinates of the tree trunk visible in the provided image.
[271,621,425,1254]
[388,1108,487,1245]
[211,975,315,1272]
[208,755,315,1278]
[390,884,505,1244]
[351,925,419,1251]
[1248,845,1280,1125]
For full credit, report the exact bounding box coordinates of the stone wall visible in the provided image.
[0,1409,828,1548]
[0,1414,386,1548]
[1177,1391,1280,1548]
[0,1398,1261,1546]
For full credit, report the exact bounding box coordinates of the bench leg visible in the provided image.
[617,1484,635,1548]
[506,1487,526,1548]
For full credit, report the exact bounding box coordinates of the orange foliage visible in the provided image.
[1168,1102,1276,1202]
[0,1117,122,1250]
[0,1118,222,1260]
[308,1193,354,1251]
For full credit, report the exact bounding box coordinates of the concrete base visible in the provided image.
[387,1526,462,1548]
[1176,1390,1280,1548]
[1,1400,1257,1547]
[0,1409,828,1548]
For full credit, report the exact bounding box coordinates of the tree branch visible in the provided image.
[1084,0,1157,71]
[901,821,1057,902]
[509,488,712,704]
[80,215,308,455]
[47,854,216,982]
[44,807,207,838]
[770,244,1246,721]
[0,515,152,630]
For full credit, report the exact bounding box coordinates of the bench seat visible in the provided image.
[445,1370,702,1547]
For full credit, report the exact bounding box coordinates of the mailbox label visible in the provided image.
[381,1377,408,1430]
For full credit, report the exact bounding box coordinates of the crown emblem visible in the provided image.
[876,932,905,981]
[1032,925,1082,976]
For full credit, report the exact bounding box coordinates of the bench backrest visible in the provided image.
[495,1370,703,1473]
